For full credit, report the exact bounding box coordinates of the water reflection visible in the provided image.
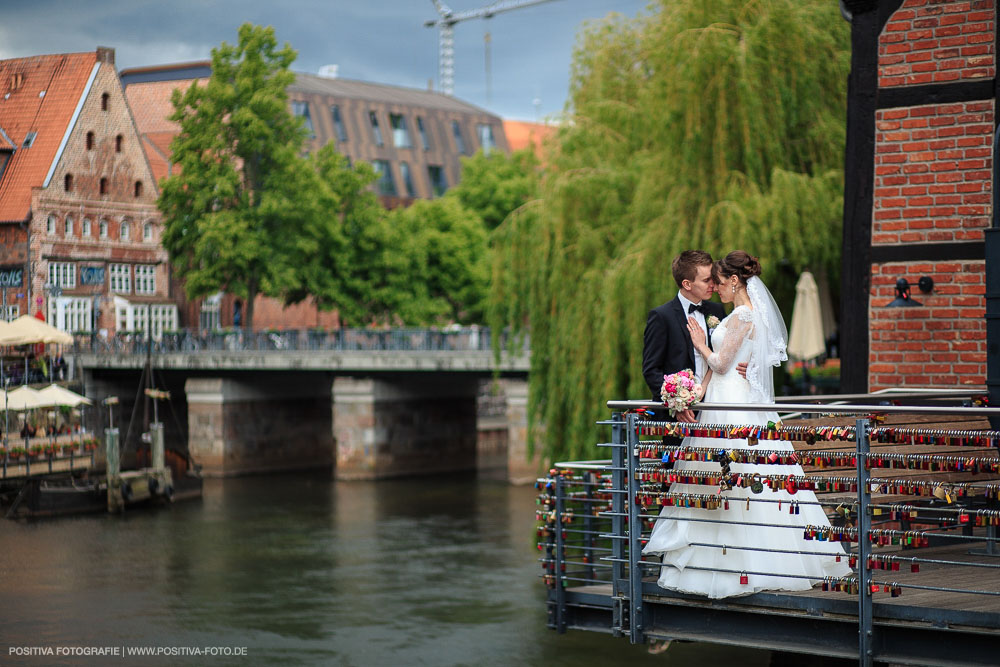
[0,474,771,666]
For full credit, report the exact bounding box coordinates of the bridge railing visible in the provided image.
[74,327,527,355]
[539,397,1000,665]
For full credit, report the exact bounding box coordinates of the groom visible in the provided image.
[642,250,726,423]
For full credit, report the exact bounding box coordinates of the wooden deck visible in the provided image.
[558,539,999,665]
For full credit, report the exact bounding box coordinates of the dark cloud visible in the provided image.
[0,0,649,120]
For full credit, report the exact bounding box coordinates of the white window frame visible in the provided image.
[48,297,92,334]
[64,215,74,236]
[134,264,156,295]
[83,218,92,236]
[48,262,76,289]
[143,221,153,242]
[200,292,222,331]
[109,263,131,294]
[1,305,19,321]
[99,219,108,238]
[120,221,130,241]
[46,215,56,235]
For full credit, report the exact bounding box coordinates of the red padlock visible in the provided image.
[739,572,748,585]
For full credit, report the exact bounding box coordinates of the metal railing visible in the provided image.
[73,327,525,355]
[538,398,1000,665]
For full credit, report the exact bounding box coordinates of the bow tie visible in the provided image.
[688,302,706,314]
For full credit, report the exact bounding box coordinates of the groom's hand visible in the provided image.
[737,362,748,379]
[676,409,696,423]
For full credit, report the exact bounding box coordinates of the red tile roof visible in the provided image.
[0,51,98,222]
[502,120,557,158]
[124,77,204,184]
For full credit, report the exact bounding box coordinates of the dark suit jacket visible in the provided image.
[642,297,727,400]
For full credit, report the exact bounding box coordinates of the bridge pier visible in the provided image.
[186,376,333,477]
[502,379,544,484]
[332,375,478,480]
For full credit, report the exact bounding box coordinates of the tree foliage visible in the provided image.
[448,149,540,230]
[158,23,304,331]
[488,0,850,461]
[388,197,490,323]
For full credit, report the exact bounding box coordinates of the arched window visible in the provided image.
[83,218,92,236]
[86,132,94,150]
[101,93,109,111]
[143,222,153,242]
[64,215,73,236]
[64,173,73,192]
[120,221,130,241]
[99,219,108,238]
[134,181,142,197]
[115,135,123,152]
[46,215,56,235]
[99,177,108,195]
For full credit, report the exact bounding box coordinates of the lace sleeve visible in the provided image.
[706,308,753,374]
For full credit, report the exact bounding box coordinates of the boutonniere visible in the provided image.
[706,315,721,330]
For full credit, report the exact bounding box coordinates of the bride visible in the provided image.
[642,251,851,598]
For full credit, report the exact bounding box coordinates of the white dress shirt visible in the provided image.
[677,293,708,382]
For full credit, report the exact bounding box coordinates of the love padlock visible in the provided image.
[739,571,748,585]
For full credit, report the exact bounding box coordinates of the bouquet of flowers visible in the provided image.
[661,369,703,416]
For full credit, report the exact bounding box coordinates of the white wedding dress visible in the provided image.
[642,304,851,598]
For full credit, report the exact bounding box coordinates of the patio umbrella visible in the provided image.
[0,315,73,345]
[787,271,826,362]
[37,384,92,407]
[4,386,51,411]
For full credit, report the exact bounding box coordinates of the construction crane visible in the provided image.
[424,0,561,98]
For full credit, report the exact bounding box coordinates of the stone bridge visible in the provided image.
[73,327,536,482]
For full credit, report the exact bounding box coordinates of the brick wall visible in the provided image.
[870,0,994,391]
[25,58,168,330]
[880,0,995,87]
[869,260,985,388]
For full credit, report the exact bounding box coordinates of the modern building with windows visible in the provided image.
[122,62,509,209]
[0,48,178,338]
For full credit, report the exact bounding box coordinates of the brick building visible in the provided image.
[120,62,509,330]
[0,48,177,337]
[841,0,993,392]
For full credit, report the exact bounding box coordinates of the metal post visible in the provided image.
[626,412,645,644]
[856,417,873,667]
[554,473,567,634]
[583,470,595,584]
[610,411,625,637]
[150,422,164,472]
[105,427,122,513]
[986,126,1000,430]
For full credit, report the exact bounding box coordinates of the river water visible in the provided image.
[0,474,772,666]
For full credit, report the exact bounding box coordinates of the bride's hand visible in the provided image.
[686,317,707,346]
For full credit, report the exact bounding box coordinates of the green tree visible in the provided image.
[158,23,306,331]
[448,149,540,230]
[280,144,406,325]
[489,0,850,461]
[388,197,490,323]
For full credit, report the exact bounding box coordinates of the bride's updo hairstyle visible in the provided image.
[712,251,762,286]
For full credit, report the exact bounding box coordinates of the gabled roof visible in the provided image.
[0,51,99,223]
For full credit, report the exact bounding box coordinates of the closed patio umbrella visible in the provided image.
[787,271,826,362]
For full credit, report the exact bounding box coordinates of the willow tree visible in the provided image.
[489,0,850,461]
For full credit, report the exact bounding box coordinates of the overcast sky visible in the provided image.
[0,0,650,120]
